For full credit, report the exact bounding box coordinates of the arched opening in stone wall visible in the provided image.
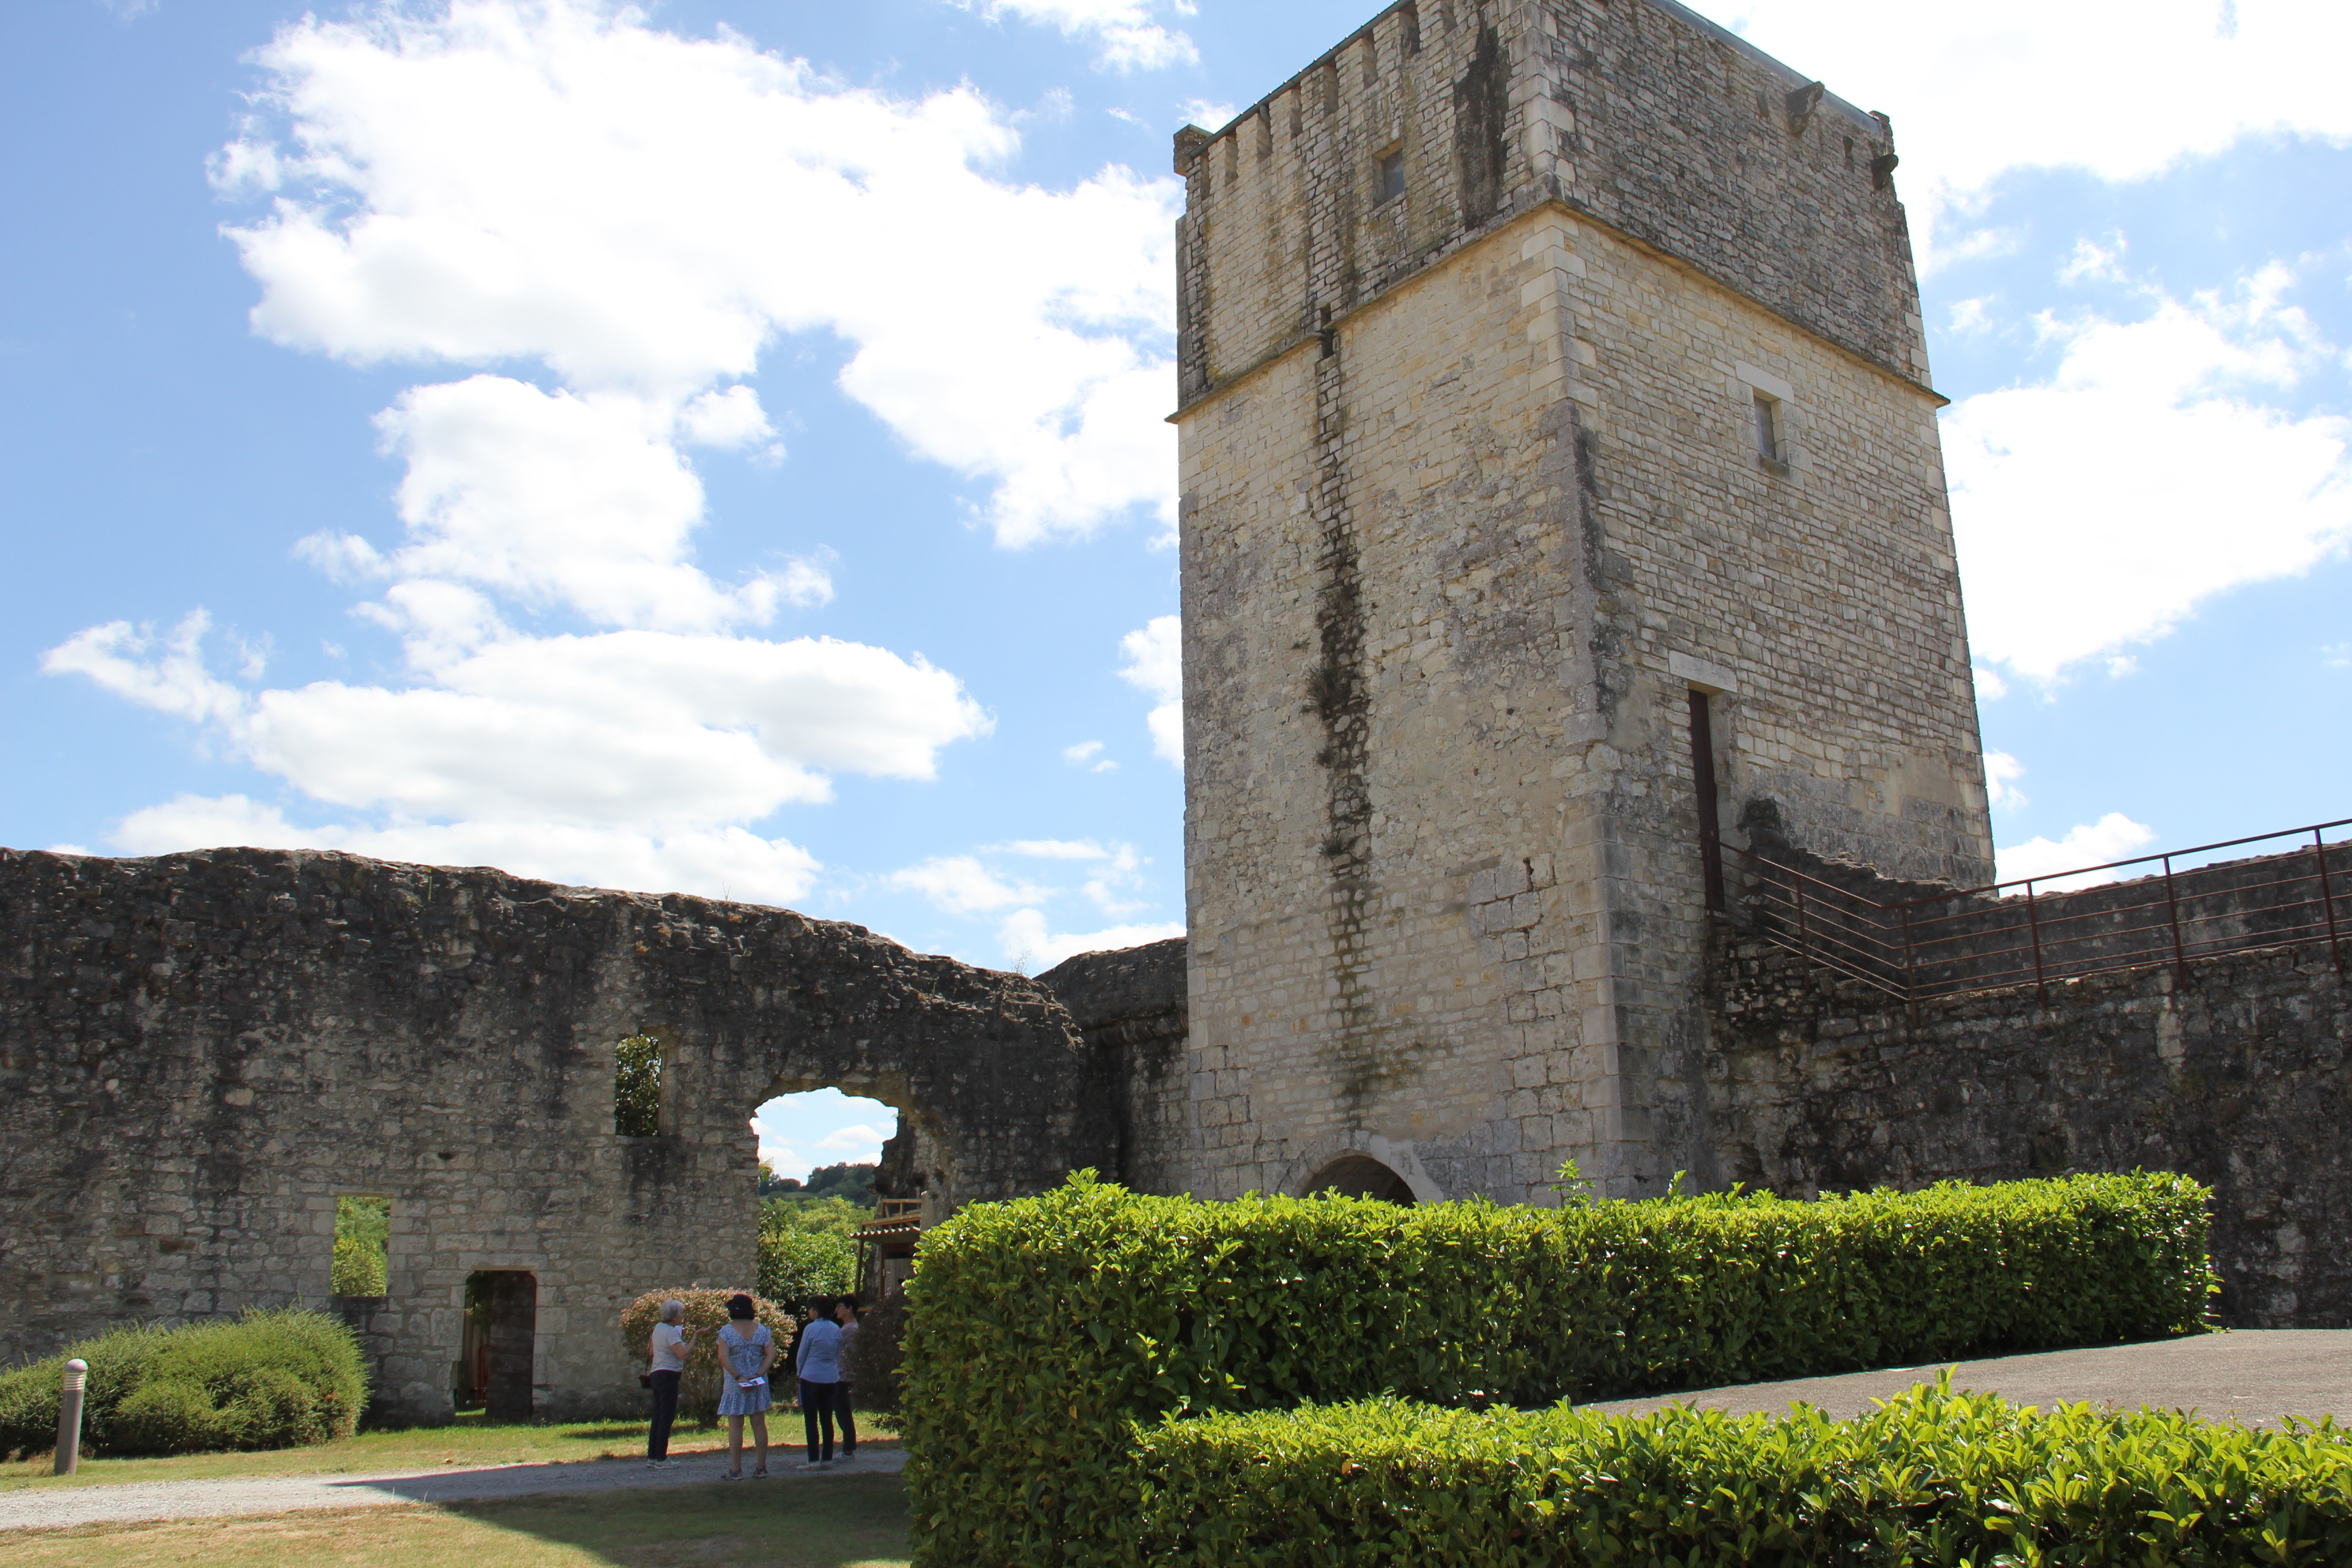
[1306,1154,1418,1205]
[750,1088,899,1309]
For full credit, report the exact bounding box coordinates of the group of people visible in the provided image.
[642,1292,865,1477]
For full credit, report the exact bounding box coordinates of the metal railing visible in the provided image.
[1729,817,2350,1004]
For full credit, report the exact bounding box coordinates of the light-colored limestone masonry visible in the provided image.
[1173,0,1993,1202]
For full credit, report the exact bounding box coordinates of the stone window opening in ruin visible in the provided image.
[751,1087,898,1296]
[330,1194,390,1298]
[615,1032,665,1137]
[1307,1154,1417,1205]
[1377,147,1407,205]
[1688,689,1727,911]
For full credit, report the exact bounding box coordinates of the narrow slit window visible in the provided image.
[1378,149,1406,203]
[1752,391,1780,462]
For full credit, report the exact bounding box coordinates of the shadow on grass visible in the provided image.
[446,1472,911,1567]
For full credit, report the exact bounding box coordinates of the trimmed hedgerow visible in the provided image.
[901,1171,2212,1567]
[1120,1381,2352,1565]
[0,1310,366,1460]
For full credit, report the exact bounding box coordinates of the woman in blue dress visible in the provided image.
[714,1294,777,1478]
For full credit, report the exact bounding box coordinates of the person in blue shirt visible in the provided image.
[794,1295,845,1467]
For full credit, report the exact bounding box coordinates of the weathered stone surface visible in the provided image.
[1704,931,2352,1329]
[0,847,1112,1420]
[1175,0,1988,1207]
[1036,938,1189,1194]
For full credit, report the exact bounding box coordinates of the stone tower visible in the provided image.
[1171,0,1993,1202]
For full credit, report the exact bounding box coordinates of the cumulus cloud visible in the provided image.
[1995,813,2159,889]
[1945,265,2352,683]
[887,854,1053,915]
[998,907,1184,971]
[1061,739,1116,772]
[949,0,1198,71]
[1714,0,2352,255]
[1982,751,2028,811]
[107,793,824,906]
[1117,614,1183,764]
[47,612,988,895]
[218,0,1179,546]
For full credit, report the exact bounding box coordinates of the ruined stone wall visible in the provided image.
[1035,938,1189,1195]
[1706,933,2352,1329]
[1175,0,1987,1204]
[0,847,1111,1420]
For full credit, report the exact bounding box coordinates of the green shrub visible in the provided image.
[1119,1381,2352,1565]
[902,1171,2213,1566]
[757,1224,856,1307]
[331,1196,390,1296]
[0,1310,365,1460]
[619,1288,798,1428]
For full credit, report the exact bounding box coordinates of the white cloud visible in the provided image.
[50,616,987,849]
[992,838,1113,860]
[1972,665,2008,702]
[949,0,1198,71]
[1712,0,2352,255]
[1946,297,1995,336]
[817,1123,892,1151]
[42,612,250,725]
[679,385,778,453]
[1995,812,2159,889]
[1946,265,2352,682]
[1061,738,1116,772]
[1117,614,1183,764]
[887,854,1051,915]
[218,0,1180,547]
[1983,750,2028,811]
[997,907,1183,970]
[1177,98,1236,130]
[106,793,824,906]
[2324,642,2351,668]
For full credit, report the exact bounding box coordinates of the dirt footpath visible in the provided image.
[0,1446,905,1533]
[1583,1328,2351,1424]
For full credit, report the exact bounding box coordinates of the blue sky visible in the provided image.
[5,0,2349,1174]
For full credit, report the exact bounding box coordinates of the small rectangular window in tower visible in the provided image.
[1377,148,1406,204]
[1752,391,1780,463]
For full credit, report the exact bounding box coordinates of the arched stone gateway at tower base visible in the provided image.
[0,846,1115,1422]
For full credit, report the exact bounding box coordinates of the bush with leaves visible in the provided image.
[330,1196,390,1296]
[614,1033,662,1137]
[901,1171,2215,1567]
[1118,1379,2352,1565]
[0,1310,365,1460]
[619,1288,798,1428]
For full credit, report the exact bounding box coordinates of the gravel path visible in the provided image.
[0,1445,904,1533]
[1582,1329,2352,1424]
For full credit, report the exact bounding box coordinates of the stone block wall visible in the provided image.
[1036,938,1190,1195]
[1706,932,2352,1329]
[1175,0,1989,1206]
[0,847,1111,1420]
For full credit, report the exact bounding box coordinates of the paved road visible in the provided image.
[0,1445,904,1533]
[1582,1329,2351,1424]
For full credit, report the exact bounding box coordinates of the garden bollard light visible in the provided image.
[54,1358,88,1475]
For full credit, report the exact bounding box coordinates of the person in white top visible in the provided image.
[644,1300,700,1467]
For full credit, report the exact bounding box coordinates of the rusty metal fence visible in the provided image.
[1729,818,2351,1004]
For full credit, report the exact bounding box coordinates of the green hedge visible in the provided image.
[0,1310,368,1460]
[1120,1381,2352,1565]
[902,1172,2212,1567]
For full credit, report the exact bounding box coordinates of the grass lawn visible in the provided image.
[0,1411,902,1492]
[2,1471,911,1567]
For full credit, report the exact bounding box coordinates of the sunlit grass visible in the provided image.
[0,1409,901,1492]
[1,1472,911,1567]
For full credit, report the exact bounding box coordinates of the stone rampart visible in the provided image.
[1036,938,1190,1195]
[1705,930,2351,1328]
[0,846,1111,1419]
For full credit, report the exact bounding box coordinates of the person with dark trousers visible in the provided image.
[795,1294,845,1467]
[644,1298,698,1467]
[831,1294,862,1460]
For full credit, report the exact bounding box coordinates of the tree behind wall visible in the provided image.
[615,1034,661,1137]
